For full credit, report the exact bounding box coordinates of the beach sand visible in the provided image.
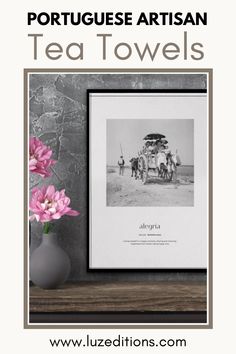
[107,166,194,207]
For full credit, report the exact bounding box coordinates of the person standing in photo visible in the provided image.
[118,155,125,176]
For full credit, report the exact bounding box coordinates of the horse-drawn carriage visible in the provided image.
[136,133,180,184]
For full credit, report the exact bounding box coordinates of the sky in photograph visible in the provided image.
[107,119,194,165]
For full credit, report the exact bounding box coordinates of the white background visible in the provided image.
[1,0,236,352]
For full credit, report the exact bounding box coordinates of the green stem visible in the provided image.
[43,222,51,234]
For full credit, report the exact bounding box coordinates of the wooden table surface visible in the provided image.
[30,281,206,313]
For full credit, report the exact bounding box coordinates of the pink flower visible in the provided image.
[29,185,79,223]
[29,137,56,178]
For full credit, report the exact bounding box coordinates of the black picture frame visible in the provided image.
[87,88,209,273]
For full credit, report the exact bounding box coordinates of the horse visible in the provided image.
[156,152,180,181]
[129,157,139,179]
[166,153,180,181]
[155,152,167,178]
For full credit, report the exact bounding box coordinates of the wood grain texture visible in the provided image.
[30,281,206,312]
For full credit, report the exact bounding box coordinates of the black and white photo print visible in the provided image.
[106,119,194,207]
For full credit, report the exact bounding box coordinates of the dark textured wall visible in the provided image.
[29,73,206,281]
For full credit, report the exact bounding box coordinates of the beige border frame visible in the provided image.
[24,68,213,329]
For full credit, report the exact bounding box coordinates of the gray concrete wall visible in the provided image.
[29,73,206,281]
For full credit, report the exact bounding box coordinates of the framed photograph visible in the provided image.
[88,88,209,270]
